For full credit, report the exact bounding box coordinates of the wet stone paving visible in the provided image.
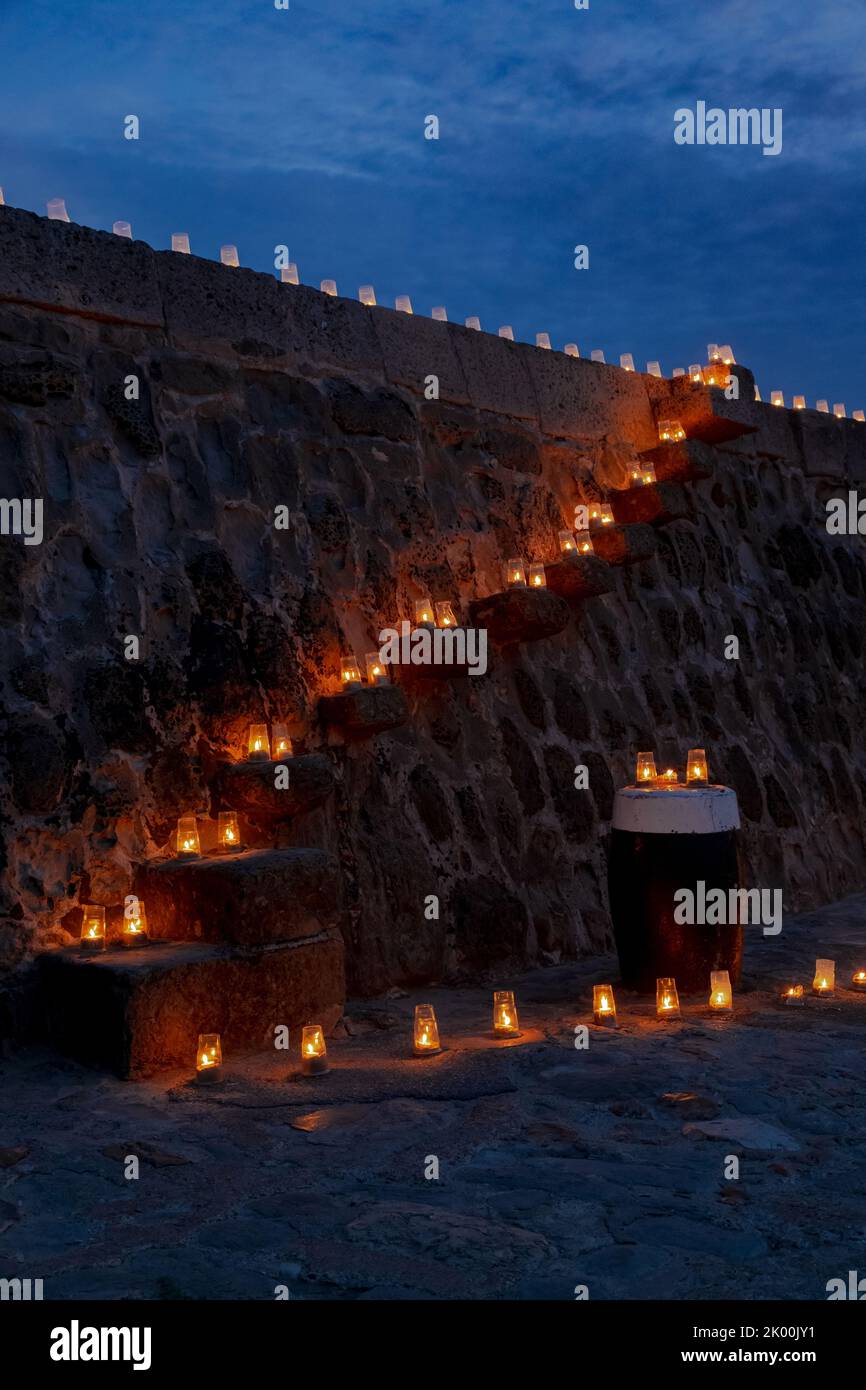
[2,894,866,1301]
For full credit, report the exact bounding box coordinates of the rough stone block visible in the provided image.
[543,552,615,599]
[137,847,341,945]
[449,326,539,421]
[650,371,760,445]
[372,307,470,405]
[611,482,689,527]
[590,522,658,566]
[525,351,657,448]
[794,409,855,481]
[638,439,714,482]
[0,204,163,327]
[215,753,335,819]
[38,935,346,1077]
[319,683,409,734]
[470,587,570,645]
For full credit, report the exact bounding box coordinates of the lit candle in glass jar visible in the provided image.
[492,990,520,1037]
[781,984,805,1006]
[247,724,270,762]
[195,1033,222,1083]
[686,748,708,785]
[177,816,200,856]
[851,969,866,992]
[218,811,241,851]
[558,529,576,554]
[812,960,835,997]
[599,504,614,526]
[413,1004,441,1055]
[272,723,292,759]
[528,564,546,589]
[657,767,679,787]
[434,601,457,628]
[80,905,106,951]
[636,752,657,785]
[656,978,681,1019]
[122,897,148,946]
[365,652,390,685]
[301,1024,329,1075]
[658,420,686,443]
[575,528,593,554]
[340,655,362,691]
[414,597,435,627]
[593,984,617,1028]
[640,463,657,485]
[504,559,526,588]
[708,970,733,1015]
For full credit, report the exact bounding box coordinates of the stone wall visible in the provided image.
[1,203,865,1003]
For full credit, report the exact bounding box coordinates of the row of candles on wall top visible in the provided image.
[12,205,866,416]
[635,749,710,788]
[594,961,866,1025]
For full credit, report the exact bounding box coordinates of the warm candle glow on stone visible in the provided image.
[658,419,686,443]
[599,504,614,526]
[708,970,733,1014]
[414,1004,441,1055]
[271,723,292,759]
[536,333,551,349]
[493,990,520,1037]
[816,400,829,413]
[593,984,617,1027]
[656,977,681,1018]
[851,969,866,992]
[689,364,703,382]
[771,391,784,407]
[813,959,835,996]
[793,395,806,410]
[359,285,376,305]
[281,264,299,285]
[321,279,337,296]
[396,295,413,314]
[620,353,635,371]
[564,343,579,357]
[122,898,148,944]
[575,528,593,554]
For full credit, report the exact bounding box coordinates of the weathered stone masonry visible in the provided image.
[1,204,865,1066]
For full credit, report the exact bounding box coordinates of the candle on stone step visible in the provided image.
[271,723,292,759]
[80,905,106,950]
[771,391,784,407]
[365,652,389,686]
[708,970,733,1015]
[528,564,546,589]
[620,353,635,371]
[414,1004,441,1055]
[658,419,686,443]
[177,816,200,856]
[414,597,435,627]
[493,990,520,1037]
[656,977,681,1019]
[813,959,835,997]
[218,811,241,851]
[340,655,362,691]
[793,396,806,410]
[851,969,866,992]
[301,1024,329,1075]
[593,984,617,1027]
[196,1033,222,1082]
[247,724,270,762]
[689,364,703,383]
[504,558,526,588]
[122,898,148,945]
[781,984,805,1006]
[575,528,593,554]
[558,529,576,554]
[434,601,457,628]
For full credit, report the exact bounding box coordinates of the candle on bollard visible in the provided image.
[493,990,521,1037]
[813,960,835,997]
[593,984,617,1027]
[301,1025,329,1075]
[708,970,733,1015]
[656,978,681,1019]
[657,767,679,787]
[413,1004,441,1055]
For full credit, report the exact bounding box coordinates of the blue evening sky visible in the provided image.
[1,0,864,406]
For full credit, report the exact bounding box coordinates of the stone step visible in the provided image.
[649,365,759,445]
[137,847,340,946]
[38,935,345,1078]
[319,683,409,735]
[543,552,614,599]
[589,522,657,568]
[611,482,689,527]
[637,438,715,482]
[469,587,570,645]
[215,753,334,819]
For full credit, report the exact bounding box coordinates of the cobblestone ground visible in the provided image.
[2,894,866,1301]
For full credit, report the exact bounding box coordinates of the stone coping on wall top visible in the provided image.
[613,786,741,835]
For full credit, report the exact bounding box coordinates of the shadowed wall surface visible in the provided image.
[1,204,865,1002]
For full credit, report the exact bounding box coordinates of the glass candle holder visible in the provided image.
[80,905,106,951]
[636,752,657,786]
[281,263,299,285]
[564,343,579,357]
[504,559,526,588]
[414,597,435,627]
[220,245,239,267]
[657,767,679,788]
[719,346,735,365]
[301,1024,329,1075]
[432,306,448,322]
[781,985,805,1006]
[640,463,657,485]
[122,899,148,946]
[813,959,835,997]
[493,990,520,1037]
[365,652,389,685]
[47,198,70,222]
[536,332,551,349]
[689,364,703,382]
[465,316,481,330]
[498,325,514,340]
[593,984,617,1028]
[658,420,686,443]
[770,391,784,407]
[340,655,362,691]
[195,1033,222,1083]
[656,978,681,1019]
[434,601,457,628]
[708,970,733,1015]
[395,295,413,314]
[599,504,615,526]
[113,220,133,238]
[528,564,546,589]
[271,723,292,759]
[413,1004,441,1055]
[218,811,241,851]
[247,724,270,761]
[850,969,866,992]
[177,816,200,856]
[816,400,829,413]
[358,284,376,305]
[834,403,846,419]
[620,353,635,371]
[171,232,191,254]
[686,748,709,785]
[558,529,576,554]
[575,529,593,554]
[320,279,338,296]
[793,395,806,410]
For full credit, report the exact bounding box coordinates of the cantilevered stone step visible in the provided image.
[215,753,334,819]
[611,482,688,527]
[651,367,759,445]
[544,552,614,599]
[138,847,340,945]
[319,683,408,735]
[586,523,657,568]
[38,935,345,1078]
[469,587,570,645]
[637,438,714,482]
